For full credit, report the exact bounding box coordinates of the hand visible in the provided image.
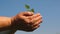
[12,11,42,32]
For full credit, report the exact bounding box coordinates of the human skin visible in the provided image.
[0,11,42,34]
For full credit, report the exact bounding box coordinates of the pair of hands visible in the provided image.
[12,11,42,32]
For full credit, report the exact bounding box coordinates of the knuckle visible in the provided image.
[38,13,40,15]
[40,16,42,19]
[40,20,43,23]
[40,16,42,18]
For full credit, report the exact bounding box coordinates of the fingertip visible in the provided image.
[37,13,40,15]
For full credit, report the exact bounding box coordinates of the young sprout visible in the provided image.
[25,4,34,13]
[31,8,34,12]
[25,4,30,9]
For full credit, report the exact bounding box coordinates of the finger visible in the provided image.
[25,13,42,21]
[32,19,42,26]
[22,11,34,16]
[24,13,42,21]
[31,16,42,24]
[32,25,40,30]
[26,25,40,32]
[31,13,41,18]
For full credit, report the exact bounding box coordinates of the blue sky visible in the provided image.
[0,0,60,34]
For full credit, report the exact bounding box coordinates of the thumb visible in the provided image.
[23,12,34,16]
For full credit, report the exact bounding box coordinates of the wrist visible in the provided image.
[11,16,19,30]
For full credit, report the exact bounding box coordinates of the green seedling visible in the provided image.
[31,8,34,12]
[25,4,30,9]
[25,4,34,12]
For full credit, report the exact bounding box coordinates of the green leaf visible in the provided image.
[31,8,34,12]
[25,4,30,9]
[25,4,34,13]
